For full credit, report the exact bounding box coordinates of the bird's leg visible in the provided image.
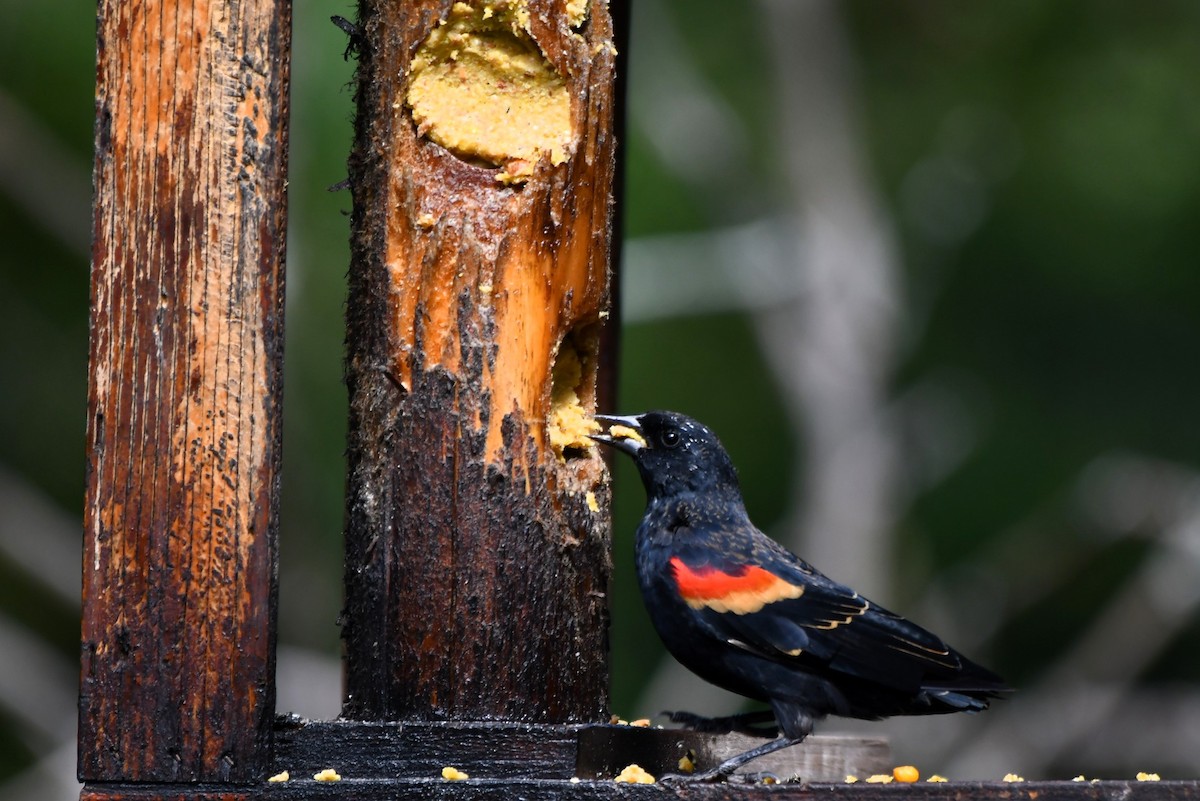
[665,736,805,784]
[664,709,779,738]
[665,701,813,783]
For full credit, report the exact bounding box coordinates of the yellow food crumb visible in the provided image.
[592,40,619,57]
[630,718,651,727]
[865,774,893,784]
[442,766,470,781]
[1072,775,1087,782]
[927,775,948,783]
[495,158,535,185]
[565,0,588,27]
[313,768,341,782]
[1136,772,1161,782]
[614,764,655,784]
[1002,773,1025,783]
[267,770,289,783]
[416,212,436,228]
[844,775,858,783]
[585,491,599,513]
[761,775,778,784]
[607,424,646,449]
[678,752,695,774]
[893,765,920,783]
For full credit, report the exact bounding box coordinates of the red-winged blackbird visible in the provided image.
[592,411,1010,781]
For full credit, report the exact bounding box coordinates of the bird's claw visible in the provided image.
[658,769,725,785]
[660,766,787,785]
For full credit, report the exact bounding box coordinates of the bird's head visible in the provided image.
[590,411,742,501]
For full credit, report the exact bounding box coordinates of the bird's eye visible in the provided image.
[660,428,681,448]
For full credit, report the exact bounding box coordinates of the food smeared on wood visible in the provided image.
[547,338,599,459]
[406,0,579,185]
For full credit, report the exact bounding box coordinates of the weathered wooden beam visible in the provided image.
[256,779,1200,800]
[81,0,291,784]
[271,719,580,781]
[267,720,888,783]
[73,784,1200,801]
[341,0,618,722]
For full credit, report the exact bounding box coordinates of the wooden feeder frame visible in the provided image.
[80,0,1200,798]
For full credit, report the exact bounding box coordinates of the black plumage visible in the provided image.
[592,410,1009,781]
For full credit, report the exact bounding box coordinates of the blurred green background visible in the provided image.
[2,0,1199,795]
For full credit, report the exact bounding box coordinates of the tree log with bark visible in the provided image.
[340,0,620,723]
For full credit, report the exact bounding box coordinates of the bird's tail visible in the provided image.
[924,687,1001,712]
[922,666,1012,712]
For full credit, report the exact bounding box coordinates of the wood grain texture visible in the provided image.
[272,719,580,780]
[342,0,618,722]
[79,779,1192,801]
[257,780,1200,801]
[82,0,290,782]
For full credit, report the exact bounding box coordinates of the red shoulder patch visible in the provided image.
[670,557,804,615]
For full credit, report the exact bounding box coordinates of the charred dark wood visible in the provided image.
[266,720,886,783]
[271,719,579,780]
[80,779,1200,801]
[257,780,1200,801]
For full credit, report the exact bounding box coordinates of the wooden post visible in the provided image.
[341,0,618,722]
[81,0,290,789]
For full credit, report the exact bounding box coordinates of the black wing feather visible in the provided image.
[683,550,992,694]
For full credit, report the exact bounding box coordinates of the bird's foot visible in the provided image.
[658,767,782,785]
[672,735,805,784]
[663,709,779,738]
[657,769,724,785]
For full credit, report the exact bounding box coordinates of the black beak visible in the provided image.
[589,414,647,456]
